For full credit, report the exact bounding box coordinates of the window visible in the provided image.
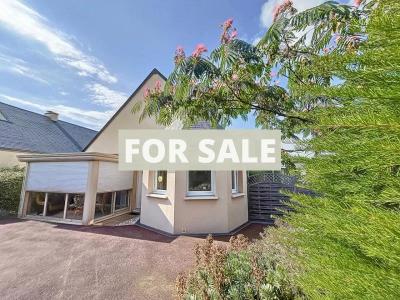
[95,190,131,219]
[95,192,113,218]
[154,171,167,193]
[232,171,239,193]
[65,194,84,220]
[25,190,130,221]
[187,171,214,196]
[27,192,45,216]
[115,190,129,210]
[45,193,65,218]
[26,192,85,221]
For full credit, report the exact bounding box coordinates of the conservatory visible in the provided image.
[18,153,134,225]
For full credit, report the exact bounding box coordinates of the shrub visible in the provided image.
[176,230,304,300]
[0,166,25,214]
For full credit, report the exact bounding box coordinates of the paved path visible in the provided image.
[0,218,264,300]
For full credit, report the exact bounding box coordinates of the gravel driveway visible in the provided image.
[0,218,264,300]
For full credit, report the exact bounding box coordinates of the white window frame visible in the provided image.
[231,171,239,193]
[186,171,215,196]
[153,171,167,194]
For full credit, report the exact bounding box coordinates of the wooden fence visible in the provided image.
[247,171,309,224]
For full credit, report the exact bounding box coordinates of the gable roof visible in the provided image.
[0,102,97,153]
[83,68,167,151]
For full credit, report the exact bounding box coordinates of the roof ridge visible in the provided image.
[58,119,97,132]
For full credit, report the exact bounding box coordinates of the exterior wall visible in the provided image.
[173,171,227,234]
[141,170,248,235]
[140,170,175,234]
[0,149,28,168]
[227,171,248,231]
[173,171,248,234]
[85,73,165,154]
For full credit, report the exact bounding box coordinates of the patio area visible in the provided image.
[0,217,265,300]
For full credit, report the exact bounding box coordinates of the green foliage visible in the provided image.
[283,0,400,298]
[176,234,304,300]
[134,0,399,298]
[0,166,24,214]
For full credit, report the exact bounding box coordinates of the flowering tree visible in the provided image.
[136,1,373,141]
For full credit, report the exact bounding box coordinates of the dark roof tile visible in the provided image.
[0,102,97,153]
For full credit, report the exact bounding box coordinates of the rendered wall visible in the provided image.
[173,171,225,234]
[140,170,175,234]
[227,171,248,231]
[0,150,27,168]
[85,73,165,154]
[172,171,248,234]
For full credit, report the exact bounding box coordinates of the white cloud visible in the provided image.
[59,91,69,96]
[86,83,128,109]
[0,0,117,84]
[260,0,327,28]
[0,94,113,129]
[0,52,49,84]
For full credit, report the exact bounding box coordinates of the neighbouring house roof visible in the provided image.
[0,101,97,153]
[189,120,212,129]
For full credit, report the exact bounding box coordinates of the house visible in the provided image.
[17,69,248,235]
[0,102,97,168]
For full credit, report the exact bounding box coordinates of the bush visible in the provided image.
[0,166,25,214]
[176,229,304,300]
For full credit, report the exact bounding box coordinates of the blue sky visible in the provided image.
[0,0,343,130]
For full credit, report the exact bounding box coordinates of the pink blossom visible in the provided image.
[354,0,362,7]
[174,45,185,63]
[232,73,239,81]
[273,0,293,21]
[192,43,207,57]
[270,71,277,77]
[175,45,185,56]
[155,80,162,91]
[223,18,233,29]
[323,47,329,53]
[230,30,238,40]
[143,88,150,98]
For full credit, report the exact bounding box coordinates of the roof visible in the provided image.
[83,68,167,151]
[0,102,97,153]
[190,120,212,129]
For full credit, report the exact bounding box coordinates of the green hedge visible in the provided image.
[0,166,25,214]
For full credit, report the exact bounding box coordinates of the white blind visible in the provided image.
[97,161,133,192]
[26,162,89,193]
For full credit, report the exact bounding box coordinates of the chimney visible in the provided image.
[44,111,59,122]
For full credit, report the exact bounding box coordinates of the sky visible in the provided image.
[0,0,348,130]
